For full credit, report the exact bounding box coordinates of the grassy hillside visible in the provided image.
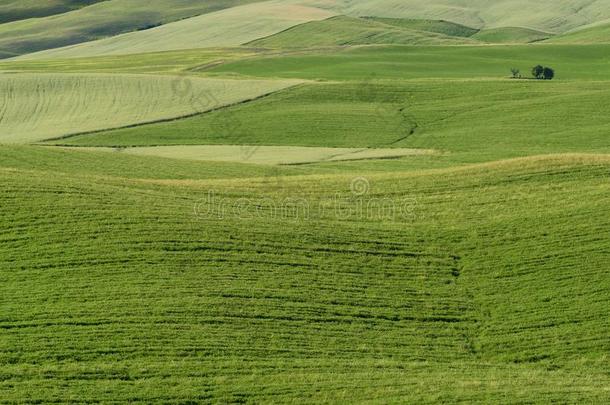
[295,0,610,33]
[473,27,552,43]
[1,149,608,402]
[209,44,610,81]
[2,1,610,402]
[57,80,610,165]
[550,21,610,43]
[0,73,299,143]
[12,1,335,60]
[75,145,435,165]
[248,16,478,48]
[0,48,259,74]
[366,17,479,37]
[0,0,261,59]
[0,0,103,24]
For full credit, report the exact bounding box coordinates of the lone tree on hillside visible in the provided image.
[510,68,521,79]
[532,65,544,79]
[542,67,555,80]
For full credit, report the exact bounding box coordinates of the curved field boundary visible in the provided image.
[0,73,301,144]
[13,1,336,61]
[0,0,262,59]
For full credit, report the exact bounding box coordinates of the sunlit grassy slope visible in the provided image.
[550,21,610,43]
[294,0,610,33]
[75,145,436,165]
[1,149,609,402]
[0,73,299,143]
[0,48,259,74]
[0,0,102,24]
[248,16,479,48]
[472,27,552,43]
[0,0,261,58]
[366,17,478,37]
[12,1,335,60]
[58,80,610,164]
[208,44,610,80]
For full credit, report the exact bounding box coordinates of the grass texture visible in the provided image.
[0,0,261,59]
[248,16,478,48]
[59,80,610,165]
[0,73,299,143]
[11,1,335,60]
[294,0,610,33]
[0,150,608,402]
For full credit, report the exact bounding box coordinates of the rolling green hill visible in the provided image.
[550,21,610,43]
[208,44,610,81]
[0,0,103,24]
[1,149,609,402]
[294,0,610,33]
[10,1,335,60]
[0,73,299,143]
[248,16,479,48]
[0,0,261,59]
[56,80,610,166]
[472,27,552,43]
[366,17,479,37]
[8,0,610,60]
[1,1,610,402]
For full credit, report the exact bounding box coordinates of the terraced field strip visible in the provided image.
[0,73,301,143]
[0,48,260,74]
[72,145,438,165]
[13,1,336,60]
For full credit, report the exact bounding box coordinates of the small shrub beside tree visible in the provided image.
[511,65,555,80]
[532,65,544,79]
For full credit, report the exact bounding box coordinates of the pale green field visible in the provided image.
[248,16,479,48]
[0,73,300,143]
[550,21,610,43]
[293,0,610,33]
[76,145,438,165]
[0,0,102,24]
[0,48,260,74]
[13,1,335,60]
[472,27,552,43]
[0,0,261,58]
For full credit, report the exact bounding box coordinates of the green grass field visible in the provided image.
[0,0,262,58]
[0,0,103,24]
[207,44,610,80]
[11,1,335,60]
[54,80,610,165]
[1,1,609,403]
[0,73,299,143]
[248,16,478,48]
[472,27,552,43]
[293,0,610,33]
[1,151,609,402]
[550,21,610,43]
